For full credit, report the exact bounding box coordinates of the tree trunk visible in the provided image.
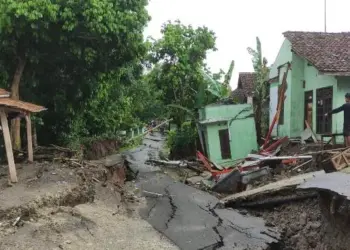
[10,57,26,150]
[254,100,263,145]
[32,122,38,148]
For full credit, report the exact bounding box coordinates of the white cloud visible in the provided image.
[145,0,350,88]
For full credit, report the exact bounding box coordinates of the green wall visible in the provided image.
[269,40,350,141]
[303,59,337,136]
[269,39,292,79]
[290,53,305,137]
[200,104,258,166]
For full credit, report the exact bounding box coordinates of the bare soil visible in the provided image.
[0,160,177,250]
[248,197,350,250]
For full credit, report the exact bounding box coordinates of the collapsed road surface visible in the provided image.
[124,134,281,250]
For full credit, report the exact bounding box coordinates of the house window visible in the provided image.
[278,85,284,125]
[316,87,333,134]
[218,129,231,159]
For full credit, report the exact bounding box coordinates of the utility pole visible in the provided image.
[324,0,327,32]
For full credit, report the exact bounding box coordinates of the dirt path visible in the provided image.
[0,153,177,249]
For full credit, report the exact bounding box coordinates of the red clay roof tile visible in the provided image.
[284,31,350,74]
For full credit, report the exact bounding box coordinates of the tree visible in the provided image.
[0,0,149,147]
[247,37,270,144]
[147,20,218,126]
[224,60,234,88]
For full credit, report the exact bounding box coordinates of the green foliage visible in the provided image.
[0,0,151,146]
[247,37,270,142]
[166,121,197,158]
[147,21,229,127]
[224,60,234,87]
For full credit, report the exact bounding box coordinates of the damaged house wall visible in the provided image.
[269,34,350,142]
[199,104,257,167]
[269,39,292,137]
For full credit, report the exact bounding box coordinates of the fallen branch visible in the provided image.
[50,144,77,152]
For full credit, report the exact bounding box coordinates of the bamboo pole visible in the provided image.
[127,118,173,142]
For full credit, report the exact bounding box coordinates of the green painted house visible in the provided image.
[269,31,350,141]
[198,104,258,167]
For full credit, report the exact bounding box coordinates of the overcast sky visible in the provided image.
[144,0,350,88]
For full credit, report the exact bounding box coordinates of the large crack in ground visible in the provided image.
[207,205,224,249]
[164,187,177,229]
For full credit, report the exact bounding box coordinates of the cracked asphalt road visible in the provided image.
[125,135,281,250]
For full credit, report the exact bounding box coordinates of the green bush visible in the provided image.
[166,121,197,159]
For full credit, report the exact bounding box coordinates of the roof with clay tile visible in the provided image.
[284,31,350,74]
[230,72,256,102]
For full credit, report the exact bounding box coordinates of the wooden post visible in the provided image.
[25,114,33,162]
[0,110,17,183]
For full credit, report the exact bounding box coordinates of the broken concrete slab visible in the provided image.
[298,172,350,200]
[212,169,242,194]
[222,170,325,205]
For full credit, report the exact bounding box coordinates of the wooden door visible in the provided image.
[316,87,333,134]
[219,129,231,159]
[304,91,313,129]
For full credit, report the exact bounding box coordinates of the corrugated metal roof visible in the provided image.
[0,98,46,113]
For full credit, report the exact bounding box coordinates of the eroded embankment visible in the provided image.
[232,190,350,250]
[0,157,177,250]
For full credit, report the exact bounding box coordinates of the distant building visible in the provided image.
[230,72,255,104]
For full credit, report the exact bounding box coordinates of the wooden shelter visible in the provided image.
[0,88,46,183]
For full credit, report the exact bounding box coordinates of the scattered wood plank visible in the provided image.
[292,159,313,171]
[0,110,17,183]
[260,155,313,161]
[330,148,350,171]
